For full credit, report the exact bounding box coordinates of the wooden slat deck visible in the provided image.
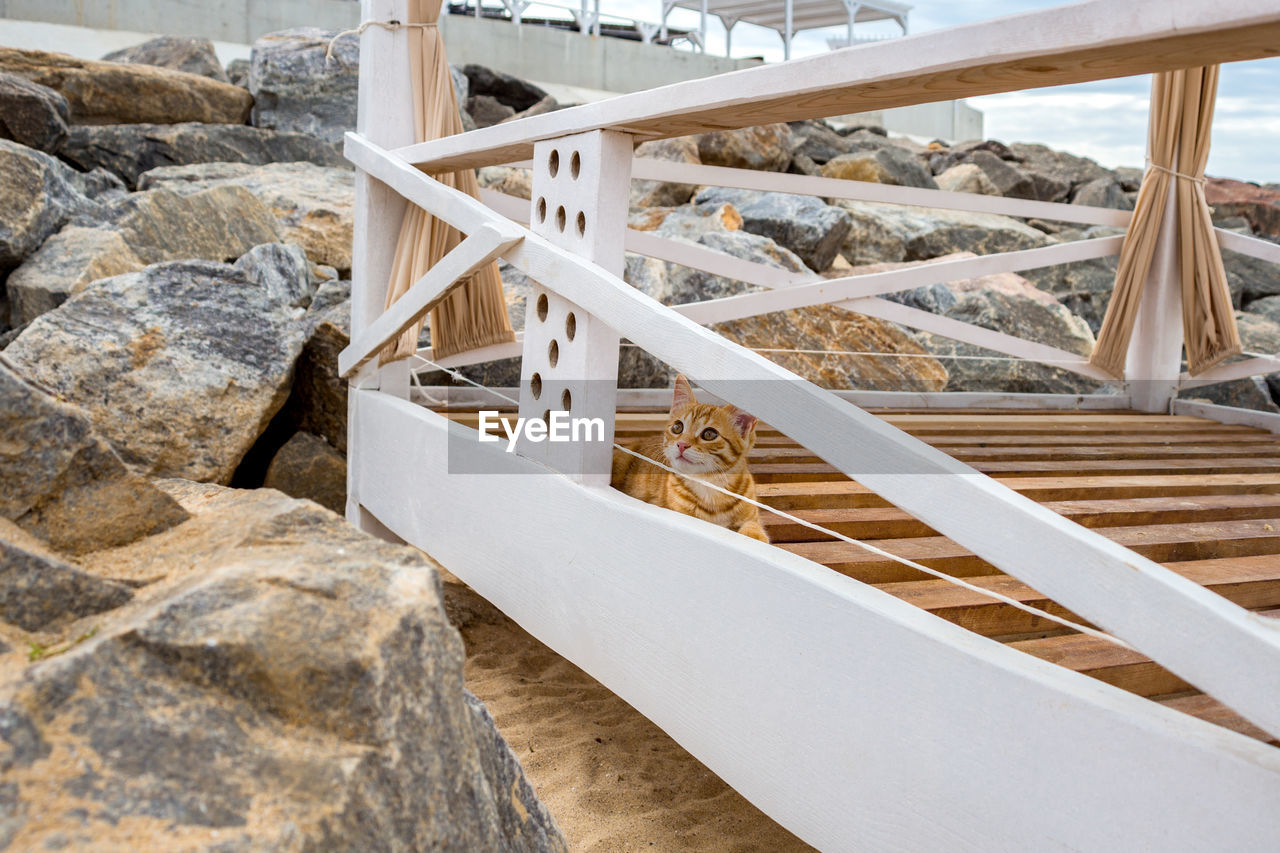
[444,408,1280,747]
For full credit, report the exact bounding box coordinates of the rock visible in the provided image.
[630,136,701,208]
[1205,179,1280,240]
[102,36,229,83]
[787,119,856,164]
[225,57,250,88]
[1072,177,1135,210]
[502,94,559,123]
[935,163,1000,196]
[1026,255,1119,335]
[468,94,517,128]
[693,186,851,271]
[0,520,133,631]
[95,185,285,265]
[0,72,69,153]
[631,201,743,239]
[1008,142,1113,197]
[1224,249,1280,307]
[6,227,144,325]
[0,483,569,852]
[834,200,1049,265]
[462,63,549,112]
[234,242,318,309]
[60,122,346,188]
[1114,166,1145,191]
[478,165,533,201]
[450,64,469,108]
[263,431,346,514]
[4,256,307,483]
[915,286,1102,394]
[625,228,808,307]
[1183,313,1280,413]
[138,161,355,271]
[821,147,937,189]
[927,139,1020,174]
[695,124,793,172]
[290,280,351,452]
[0,140,101,270]
[0,358,188,553]
[249,28,358,143]
[1245,294,1280,325]
[966,150,1037,198]
[0,46,252,125]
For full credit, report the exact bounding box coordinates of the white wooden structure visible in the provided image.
[343,1,1280,848]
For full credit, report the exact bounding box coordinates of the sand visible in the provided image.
[443,577,816,853]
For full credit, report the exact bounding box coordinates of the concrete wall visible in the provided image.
[836,101,985,143]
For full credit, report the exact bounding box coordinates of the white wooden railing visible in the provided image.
[344,0,1280,846]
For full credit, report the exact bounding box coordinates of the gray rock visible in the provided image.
[1072,177,1135,210]
[935,163,999,196]
[696,124,794,172]
[822,148,938,189]
[450,64,469,108]
[1228,249,1280,306]
[234,242,318,309]
[503,94,559,123]
[0,72,68,153]
[884,281,958,314]
[1026,255,1119,334]
[0,521,133,631]
[0,140,101,270]
[693,186,851,271]
[250,27,358,143]
[102,36,229,83]
[926,139,1019,174]
[1009,142,1114,196]
[225,57,250,88]
[478,165,533,201]
[627,229,806,306]
[4,256,308,483]
[462,63,549,112]
[468,94,516,128]
[787,119,856,164]
[0,357,188,553]
[967,150,1038,199]
[0,483,569,852]
[60,122,346,188]
[6,227,144,325]
[263,430,346,514]
[289,280,351,452]
[0,46,252,126]
[630,136,701,208]
[1183,312,1280,413]
[638,201,745,241]
[835,200,1049,265]
[1245,294,1280,325]
[139,160,355,271]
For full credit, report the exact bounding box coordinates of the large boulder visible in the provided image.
[966,150,1038,199]
[834,199,1050,265]
[630,136,701,208]
[693,186,851,272]
[787,119,857,164]
[1008,142,1114,200]
[263,430,346,514]
[234,241,320,309]
[0,482,569,851]
[462,63,549,113]
[6,226,144,325]
[935,163,1000,196]
[1205,179,1280,240]
[821,147,938,189]
[468,94,516,128]
[0,140,102,270]
[250,28,359,144]
[0,519,133,630]
[102,35,230,83]
[0,358,188,553]
[1180,312,1280,414]
[59,122,347,188]
[695,124,793,172]
[478,165,533,202]
[288,279,352,452]
[3,255,308,483]
[0,46,251,125]
[0,72,69,153]
[139,161,355,271]
[1072,177,1134,210]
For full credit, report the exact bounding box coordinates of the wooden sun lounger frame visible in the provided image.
[343,1,1280,848]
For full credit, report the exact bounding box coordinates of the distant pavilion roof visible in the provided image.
[660,0,910,58]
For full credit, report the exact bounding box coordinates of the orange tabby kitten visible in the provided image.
[611,375,769,542]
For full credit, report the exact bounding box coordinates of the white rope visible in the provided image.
[412,355,1133,651]
[1145,159,1207,185]
[326,20,438,62]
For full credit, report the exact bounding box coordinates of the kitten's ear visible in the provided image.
[672,374,696,410]
[728,407,758,437]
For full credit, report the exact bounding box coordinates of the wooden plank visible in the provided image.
[748,457,1280,483]
[338,222,524,377]
[782,518,1280,584]
[752,443,1280,464]
[351,390,1280,850]
[1161,694,1280,746]
[396,0,1280,171]
[1008,633,1191,698]
[762,495,1280,543]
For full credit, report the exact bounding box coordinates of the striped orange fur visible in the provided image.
[611,375,768,542]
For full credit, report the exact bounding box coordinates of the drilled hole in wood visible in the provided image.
[565,312,576,341]
[561,388,572,410]
[530,373,542,400]
[542,408,551,425]
[536,293,548,322]
[555,205,566,232]
[548,339,559,368]
[535,197,546,223]
[548,149,559,177]
[575,211,586,237]
[570,150,581,179]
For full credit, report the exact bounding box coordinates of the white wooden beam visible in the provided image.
[1173,399,1280,433]
[1216,227,1280,265]
[395,0,1280,171]
[339,223,524,378]
[1179,355,1280,388]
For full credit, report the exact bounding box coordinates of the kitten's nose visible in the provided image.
[676,441,690,453]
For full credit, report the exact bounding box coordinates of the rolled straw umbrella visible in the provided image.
[380,0,516,364]
[1090,66,1240,379]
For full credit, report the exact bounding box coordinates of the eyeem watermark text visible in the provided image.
[477,410,606,452]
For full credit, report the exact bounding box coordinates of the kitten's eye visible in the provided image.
[700,427,719,441]
[670,421,684,435]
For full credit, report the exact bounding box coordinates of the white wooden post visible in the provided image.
[1125,78,1185,413]
[517,130,631,485]
[348,0,415,531]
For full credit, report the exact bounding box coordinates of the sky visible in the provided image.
[532,0,1280,184]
